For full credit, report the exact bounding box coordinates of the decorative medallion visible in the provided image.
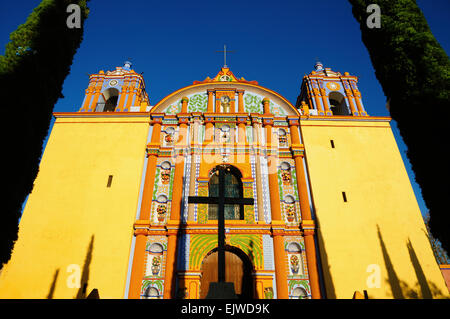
[109,79,118,87]
[326,82,340,91]
[219,75,232,82]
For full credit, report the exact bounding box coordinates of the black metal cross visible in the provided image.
[188,165,254,298]
[216,44,235,68]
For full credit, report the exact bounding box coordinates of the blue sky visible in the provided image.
[1,0,449,217]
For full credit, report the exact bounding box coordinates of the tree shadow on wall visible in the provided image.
[377,225,448,299]
[46,268,59,299]
[242,239,255,299]
[75,235,94,299]
[376,225,405,299]
[314,214,336,299]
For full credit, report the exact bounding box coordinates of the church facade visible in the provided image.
[0,62,448,299]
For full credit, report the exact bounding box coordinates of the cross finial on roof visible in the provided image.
[216,45,235,68]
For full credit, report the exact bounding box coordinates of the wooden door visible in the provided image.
[199,250,253,299]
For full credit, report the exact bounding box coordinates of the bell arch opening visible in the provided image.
[96,88,119,112]
[329,91,350,115]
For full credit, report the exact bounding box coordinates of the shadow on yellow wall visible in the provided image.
[377,225,448,299]
[75,235,95,299]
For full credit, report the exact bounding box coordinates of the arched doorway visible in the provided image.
[199,246,254,299]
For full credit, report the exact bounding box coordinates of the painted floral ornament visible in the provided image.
[290,255,300,274]
[157,204,167,221]
[281,171,291,185]
[161,169,171,184]
[151,256,161,275]
[285,204,296,222]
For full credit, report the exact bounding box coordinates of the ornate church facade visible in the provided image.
[0,62,448,299]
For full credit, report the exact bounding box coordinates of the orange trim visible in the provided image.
[81,91,93,111]
[238,123,246,144]
[128,231,148,299]
[163,132,186,299]
[163,230,178,299]
[237,90,244,113]
[320,89,331,114]
[291,123,321,299]
[127,124,162,299]
[263,98,271,115]
[354,93,365,115]
[207,90,214,112]
[313,90,323,114]
[304,234,321,299]
[204,123,214,142]
[273,235,289,298]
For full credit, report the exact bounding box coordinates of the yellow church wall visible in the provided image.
[0,114,150,299]
[300,118,449,299]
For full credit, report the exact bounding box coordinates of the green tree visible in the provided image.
[348,0,450,252]
[424,213,450,265]
[0,0,90,266]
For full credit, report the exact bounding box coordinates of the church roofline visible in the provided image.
[150,80,300,116]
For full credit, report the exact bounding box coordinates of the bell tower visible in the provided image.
[296,62,368,116]
[79,61,150,112]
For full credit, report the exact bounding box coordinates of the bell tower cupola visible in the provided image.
[296,62,368,117]
[79,61,150,112]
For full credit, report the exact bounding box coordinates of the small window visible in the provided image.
[342,192,347,202]
[107,175,113,187]
[330,140,335,148]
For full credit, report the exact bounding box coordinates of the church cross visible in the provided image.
[216,45,235,68]
[188,165,254,297]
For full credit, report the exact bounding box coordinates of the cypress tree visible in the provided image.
[348,0,450,251]
[0,1,90,266]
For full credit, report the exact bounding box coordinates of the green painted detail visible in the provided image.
[277,168,284,203]
[284,238,305,251]
[214,118,236,125]
[290,166,300,202]
[243,185,255,224]
[229,234,263,269]
[152,167,161,200]
[246,126,253,144]
[288,279,311,296]
[165,101,182,114]
[196,184,209,224]
[168,164,175,200]
[146,240,167,251]
[188,93,208,112]
[244,93,263,113]
[270,101,286,116]
[189,234,217,270]
[189,234,263,270]
[199,125,205,144]
[141,279,164,295]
